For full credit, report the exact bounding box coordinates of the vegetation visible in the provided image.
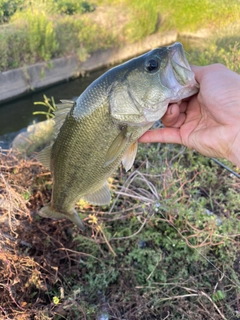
[0,0,24,23]
[188,25,240,73]
[1,32,240,318]
[1,140,240,319]
[33,94,57,120]
[0,0,240,71]
[1,1,240,319]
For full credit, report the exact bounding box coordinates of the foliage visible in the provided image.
[33,95,57,120]
[187,26,240,73]
[158,0,240,32]
[122,0,240,40]
[124,0,160,42]
[0,0,95,22]
[52,144,240,319]
[0,0,240,71]
[0,0,24,23]
[54,15,85,56]
[0,8,60,71]
[0,25,29,70]
[54,0,95,15]
[12,8,59,61]
[2,139,240,319]
[78,16,117,52]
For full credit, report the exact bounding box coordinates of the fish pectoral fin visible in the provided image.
[82,182,111,205]
[104,126,130,167]
[122,141,138,172]
[36,144,52,169]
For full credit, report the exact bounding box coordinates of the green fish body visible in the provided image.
[37,42,199,229]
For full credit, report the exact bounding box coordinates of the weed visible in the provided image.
[1,0,240,71]
[78,16,117,52]
[17,9,59,61]
[0,0,24,23]
[158,0,240,32]
[33,94,57,119]
[124,0,160,42]
[54,0,95,15]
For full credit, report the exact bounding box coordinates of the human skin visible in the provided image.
[139,64,240,167]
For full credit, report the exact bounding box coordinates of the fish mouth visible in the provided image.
[160,42,199,102]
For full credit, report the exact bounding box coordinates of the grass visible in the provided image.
[1,0,240,71]
[157,0,240,32]
[1,143,240,319]
[178,23,239,75]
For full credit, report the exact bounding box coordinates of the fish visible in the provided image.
[37,42,199,230]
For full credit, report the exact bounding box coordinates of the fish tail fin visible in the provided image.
[39,205,85,231]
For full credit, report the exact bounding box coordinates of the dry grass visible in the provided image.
[0,147,240,319]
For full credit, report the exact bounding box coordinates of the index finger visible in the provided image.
[191,64,228,84]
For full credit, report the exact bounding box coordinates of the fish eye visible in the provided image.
[145,58,159,72]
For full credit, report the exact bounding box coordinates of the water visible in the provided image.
[0,68,107,149]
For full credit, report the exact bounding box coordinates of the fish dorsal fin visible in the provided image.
[36,144,52,169]
[37,101,74,168]
[82,182,111,205]
[59,99,75,106]
[54,100,74,136]
[104,126,130,167]
[122,141,138,172]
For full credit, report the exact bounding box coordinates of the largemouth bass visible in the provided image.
[37,42,199,230]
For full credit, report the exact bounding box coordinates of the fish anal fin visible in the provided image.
[104,127,130,167]
[36,145,52,169]
[83,182,111,205]
[122,141,138,172]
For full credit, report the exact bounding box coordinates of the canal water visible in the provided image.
[0,67,107,149]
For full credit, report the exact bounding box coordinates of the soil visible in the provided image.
[0,150,89,319]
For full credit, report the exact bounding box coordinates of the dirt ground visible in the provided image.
[0,150,92,319]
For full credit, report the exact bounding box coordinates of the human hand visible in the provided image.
[139,64,240,167]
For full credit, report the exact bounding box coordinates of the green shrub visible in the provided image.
[0,0,24,24]
[124,0,160,42]
[0,25,29,71]
[187,28,240,73]
[12,9,59,61]
[65,143,240,319]
[158,0,240,32]
[78,17,117,52]
[1,0,240,72]
[54,0,95,15]
[55,16,85,56]
[27,10,58,61]
[0,30,8,69]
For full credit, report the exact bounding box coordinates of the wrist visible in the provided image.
[228,152,240,167]
[227,132,240,167]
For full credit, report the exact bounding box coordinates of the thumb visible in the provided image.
[190,65,205,84]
